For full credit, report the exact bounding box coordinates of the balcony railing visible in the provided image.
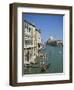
[24,37,32,40]
[24,32,32,36]
[24,45,34,49]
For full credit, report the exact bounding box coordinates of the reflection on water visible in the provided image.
[43,45,63,73]
[24,45,63,74]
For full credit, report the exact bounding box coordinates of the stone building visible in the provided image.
[47,37,63,47]
[24,20,42,64]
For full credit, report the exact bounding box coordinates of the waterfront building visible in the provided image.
[24,20,42,64]
[47,37,63,46]
[35,29,42,56]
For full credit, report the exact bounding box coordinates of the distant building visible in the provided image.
[24,20,42,64]
[57,40,63,46]
[47,37,63,47]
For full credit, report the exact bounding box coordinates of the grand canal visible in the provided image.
[24,45,63,74]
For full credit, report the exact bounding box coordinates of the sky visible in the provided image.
[22,13,63,42]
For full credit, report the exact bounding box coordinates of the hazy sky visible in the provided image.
[22,13,63,42]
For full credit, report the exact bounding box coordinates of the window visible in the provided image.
[25,40,33,45]
[25,23,29,28]
[29,27,31,32]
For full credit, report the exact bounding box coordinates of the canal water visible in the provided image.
[43,45,63,73]
[24,45,63,74]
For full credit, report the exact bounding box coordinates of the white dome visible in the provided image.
[49,36,54,40]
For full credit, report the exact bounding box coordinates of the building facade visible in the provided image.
[24,20,42,64]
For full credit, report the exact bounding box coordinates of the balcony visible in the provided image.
[24,31,32,37]
[24,45,34,49]
[24,37,32,40]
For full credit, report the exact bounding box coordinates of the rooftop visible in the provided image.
[24,19,36,27]
[36,28,41,33]
[24,19,41,33]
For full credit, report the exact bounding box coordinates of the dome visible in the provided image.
[49,36,54,40]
